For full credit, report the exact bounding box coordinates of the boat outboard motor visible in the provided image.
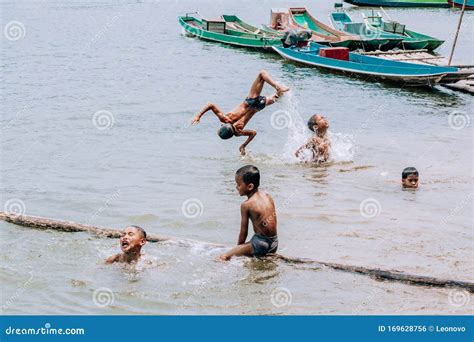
[281,29,312,48]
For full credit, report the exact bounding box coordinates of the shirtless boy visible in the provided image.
[401,167,419,189]
[295,114,330,163]
[105,225,147,264]
[219,165,278,261]
[192,70,289,155]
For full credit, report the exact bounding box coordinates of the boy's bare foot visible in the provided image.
[276,85,290,93]
[239,145,246,156]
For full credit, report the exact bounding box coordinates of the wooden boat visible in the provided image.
[343,0,449,7]
[331,10,430,50]
[448,0,474,8]
[330,11,403,50]
[265,8,359,49]
[288,8,361,50]
[272,42,459,86]
[220,14,281,36]
[362,12,442,50]
[359,49,474,87]
[362,12,444,50]
[178,13,282,49]
[289,7,405,51]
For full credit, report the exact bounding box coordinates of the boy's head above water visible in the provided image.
[120,225,147,253]
[402,167,419,189]
[307,114,329,133]
[218,123,235,140]
[235,165,260,196]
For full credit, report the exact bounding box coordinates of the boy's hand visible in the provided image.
[191,115,200,125]
[217,254,230,261]
[239,144,246,155]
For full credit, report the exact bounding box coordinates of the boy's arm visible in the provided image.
[295,139,313,157]
[192,102,231,124]
[105,253,120,264]
[234,129,257,155]
[237,203,250,245]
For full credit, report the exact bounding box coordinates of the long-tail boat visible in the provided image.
[288,7,398,51]
[329,10,402,50]
[362,12,442,50]
[264,8,358,49]
[272,42,459,86]
[178,13,282,49]
[330,9,432,50]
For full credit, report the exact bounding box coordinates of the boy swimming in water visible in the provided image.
[192,70,289,155]
[295,114,330,163]
[105,225,147,264]
[401,167,419,189]
[219,165,278,261]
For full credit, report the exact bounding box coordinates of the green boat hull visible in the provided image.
[330,12,403,51]
[178,15,282,49]
[365,14,444,51]
[344,0,449,7]
[221,15,282,37]
[289,8,361,50]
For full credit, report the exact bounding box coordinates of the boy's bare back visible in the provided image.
[244,190,277,237]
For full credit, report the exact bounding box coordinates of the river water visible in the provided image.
[1,0,473,314]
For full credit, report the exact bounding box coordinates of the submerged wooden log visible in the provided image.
[1,212,473,293]
[275,255,474,292]
[0,212,224,247]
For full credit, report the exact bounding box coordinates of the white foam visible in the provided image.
[278,93,355,164]
[327,131,355,163]
[279,93,311,163]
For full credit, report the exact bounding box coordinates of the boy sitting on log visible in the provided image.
[219,165,278,261]
[106,225,147,264]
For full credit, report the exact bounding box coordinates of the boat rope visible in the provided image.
[1,212,473,293]
[448,0,468,66]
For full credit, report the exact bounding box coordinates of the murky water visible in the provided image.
[1,0,473,314]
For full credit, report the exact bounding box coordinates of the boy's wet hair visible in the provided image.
[129,225,147,239]
[236,165,260,188]
[218,124,235,140]
[307,114,327,132]
[402,167,418,179]
[307,115,317,131]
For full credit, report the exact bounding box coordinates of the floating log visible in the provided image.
[275,255,474,292]
[1,212,473,293]
[0,212,224,248]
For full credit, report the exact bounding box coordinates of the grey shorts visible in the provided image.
[250,234,278,257]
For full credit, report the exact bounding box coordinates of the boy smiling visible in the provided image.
[105,225,147,264]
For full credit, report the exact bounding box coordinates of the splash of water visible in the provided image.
[279,93,310,163]
[278,93,354,164]
[327,131,355,163]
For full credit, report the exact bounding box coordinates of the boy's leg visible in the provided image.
[219,242,253,261]
[247,70,282,98]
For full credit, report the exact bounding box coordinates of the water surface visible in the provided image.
[1,0,473,314]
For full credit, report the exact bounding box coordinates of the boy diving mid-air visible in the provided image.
[192,70,289,155]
